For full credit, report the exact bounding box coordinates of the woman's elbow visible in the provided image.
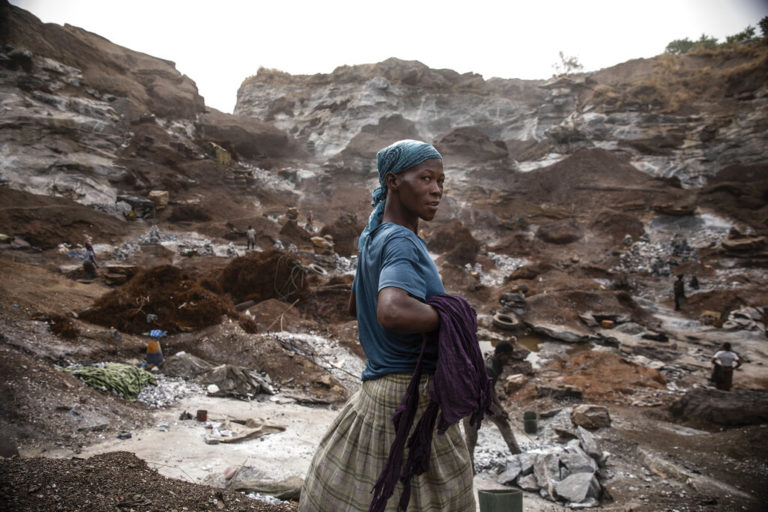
[377,307,399,331]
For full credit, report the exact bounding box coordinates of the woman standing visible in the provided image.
[711,342,742,391]
[299,140,476,511]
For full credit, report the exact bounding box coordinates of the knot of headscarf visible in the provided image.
[357,140,442,252]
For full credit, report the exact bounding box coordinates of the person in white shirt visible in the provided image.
[246,225,256,251]
[711,342,741,391]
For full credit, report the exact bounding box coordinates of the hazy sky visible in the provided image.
[10,0,768,113]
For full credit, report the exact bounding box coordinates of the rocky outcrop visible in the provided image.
[1,1,204,119]
[236,47,768,186]
[197,109,305,161]
[236,59,548,166]
[0,1,302,214]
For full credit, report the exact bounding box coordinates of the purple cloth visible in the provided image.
[369,294,492,512]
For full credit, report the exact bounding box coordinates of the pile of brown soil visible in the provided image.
[685,287,768,324]
[80,265,233,334]
[217,249,310,305]
[426,220,480,265]
[514,350,666,404]
[319,214,364,257]
[0,188,128,250]
[0,451,296,512]
[297,276,354,325]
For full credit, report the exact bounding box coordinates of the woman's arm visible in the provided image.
[377,286,439,334]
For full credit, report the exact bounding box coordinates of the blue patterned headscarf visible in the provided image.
[357,140,442,252]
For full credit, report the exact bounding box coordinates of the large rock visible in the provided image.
[670,388,768,426]
[554,472,600,505]
[571,404,611,429]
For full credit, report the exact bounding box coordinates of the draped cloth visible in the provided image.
[368,294,492,512]
[357,140,442,252]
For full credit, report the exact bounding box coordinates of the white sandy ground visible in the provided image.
[41,391,563,511]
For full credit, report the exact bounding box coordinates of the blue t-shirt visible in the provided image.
[353,222,445,381]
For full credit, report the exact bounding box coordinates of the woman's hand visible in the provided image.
[377,286,439,334]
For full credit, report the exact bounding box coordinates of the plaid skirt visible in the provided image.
[299,373,475,512]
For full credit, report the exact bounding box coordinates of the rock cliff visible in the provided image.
[236,49,768,186]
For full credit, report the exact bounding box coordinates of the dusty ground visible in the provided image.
[1,237,767,512]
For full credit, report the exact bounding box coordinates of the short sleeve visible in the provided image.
[378,235,427,300]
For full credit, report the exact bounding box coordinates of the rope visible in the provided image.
[273,254,308,301]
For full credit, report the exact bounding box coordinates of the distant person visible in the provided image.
[246,225,256,251]
[306,211,314,232]
[463,340,522,470]
[689,275,699,290]
[83,240,98,278]
[710,342,741,391]
[673,274,685,311]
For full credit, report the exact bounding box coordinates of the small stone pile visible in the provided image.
[722,306,766,332]
[496,405,610,508]
[613,234,698,277]
[137,374,204,408]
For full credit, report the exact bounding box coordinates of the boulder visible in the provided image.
[554,472,600,504]
[503,374,528,394]
[516,473,540,492]
[533,452,560,499]
[576,426,602,460]
[571,404,611,429]
[559,444,598,477]
[311,236,334,255]
[148,190,168,210]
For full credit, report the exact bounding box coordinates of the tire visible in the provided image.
[308,263,327,275]
[492,312,518,331]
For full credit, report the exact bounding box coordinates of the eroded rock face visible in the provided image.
[236,48,768,187]
[235,58,549,164]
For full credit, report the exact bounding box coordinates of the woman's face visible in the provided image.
[391,158,445,221]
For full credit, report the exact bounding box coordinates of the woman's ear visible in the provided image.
[385,172,399,191]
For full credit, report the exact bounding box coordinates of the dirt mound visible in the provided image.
[0,451,296,512]
[319,214,364,257]
[217,249,309,305]
[523,289,656,330]
[513,148,685,210]
[535,219,584,244]
[590,210,646,243]
[513,350,666,404]
[279,220,312,248]
[298,275,355,325]
[0,187,128,250]
[168,204,213,222]
[426,220,480,265]
[80,265,233,334]
[670,388,768,427]
[685,288,768,323]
